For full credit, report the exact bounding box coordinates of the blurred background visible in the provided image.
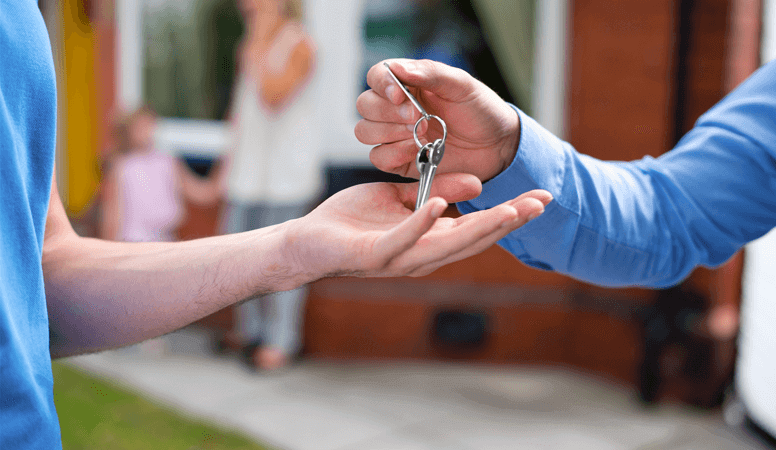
[40,0,776,448]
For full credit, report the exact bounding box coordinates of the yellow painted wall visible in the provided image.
[62,0,99,215]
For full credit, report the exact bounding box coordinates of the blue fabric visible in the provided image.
[459,60,776,288]
[0,1,60,448]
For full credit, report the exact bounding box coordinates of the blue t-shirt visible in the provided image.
[0,0,60,448]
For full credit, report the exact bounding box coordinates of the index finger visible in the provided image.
[366,59,476,105]
[366,58,418,105]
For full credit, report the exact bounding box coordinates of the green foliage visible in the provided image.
[52,362,272,450]
[142,0,240,120]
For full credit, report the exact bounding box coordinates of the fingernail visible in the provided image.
[432,201,447,217]
[527,208,544,222]
[400,104,412,120]
[499,207,519,228]
[386,84,396,101]
[407,123,415,132]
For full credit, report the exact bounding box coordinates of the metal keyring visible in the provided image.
[413,114,447,150]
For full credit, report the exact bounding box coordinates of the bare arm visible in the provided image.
[98,162,122,240]
[176,159,223,207]
[44,171,298,357]
[43,170,551,358]
[259,36,314,110]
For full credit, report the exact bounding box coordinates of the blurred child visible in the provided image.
[100,106,222,243]
[99,106,222,356]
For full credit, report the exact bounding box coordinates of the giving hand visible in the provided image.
[356,59,520,183]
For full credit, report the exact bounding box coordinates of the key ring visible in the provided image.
[383,62,448,150]
[383,62,447,210]
[413,114,447,151]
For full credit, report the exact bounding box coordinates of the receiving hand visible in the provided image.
[355,59,520,182]
[286,173,552,279]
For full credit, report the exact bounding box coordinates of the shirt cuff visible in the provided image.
[457,104,566,214]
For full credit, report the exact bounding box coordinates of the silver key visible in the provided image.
[415,142,434,210]
[384,62,448,210]
[416,139,445,210]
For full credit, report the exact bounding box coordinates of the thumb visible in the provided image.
[373,58,477,105]
[371,197,448,263]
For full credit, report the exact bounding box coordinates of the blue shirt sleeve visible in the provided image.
[458,60,776,288]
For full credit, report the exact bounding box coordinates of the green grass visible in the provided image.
[52,362,274,450]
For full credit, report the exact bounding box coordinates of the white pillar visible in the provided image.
[116,0,144,112]
[306,0,370,164]
[531,0,569,139]
[737,0,776,436]
[764,0,776,63]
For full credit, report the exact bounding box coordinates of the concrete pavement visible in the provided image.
[66,327,769,450]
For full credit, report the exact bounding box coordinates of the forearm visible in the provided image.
[178,161,223,206]
[460,110,700,287]
[98,171,121,240]
[44,223,310,357]
[260,74,300,109]
[259,40,313,110]
[460,69,776,288]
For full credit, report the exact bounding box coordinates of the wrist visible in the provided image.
[275,217,325,287]
[232,220,315,296]
[490,104,520,182]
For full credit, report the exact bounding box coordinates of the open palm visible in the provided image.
[288,173,552,279]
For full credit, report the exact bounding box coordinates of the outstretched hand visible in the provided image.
[355,59,521,182]
[286,173,552,279]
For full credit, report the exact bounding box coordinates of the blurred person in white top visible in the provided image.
[219,0,321,371]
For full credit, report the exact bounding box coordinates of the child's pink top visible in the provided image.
[116,150,183,242]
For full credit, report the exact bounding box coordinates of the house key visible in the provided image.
[384,62,447,210]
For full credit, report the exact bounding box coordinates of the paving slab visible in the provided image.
[66,328,770,450]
